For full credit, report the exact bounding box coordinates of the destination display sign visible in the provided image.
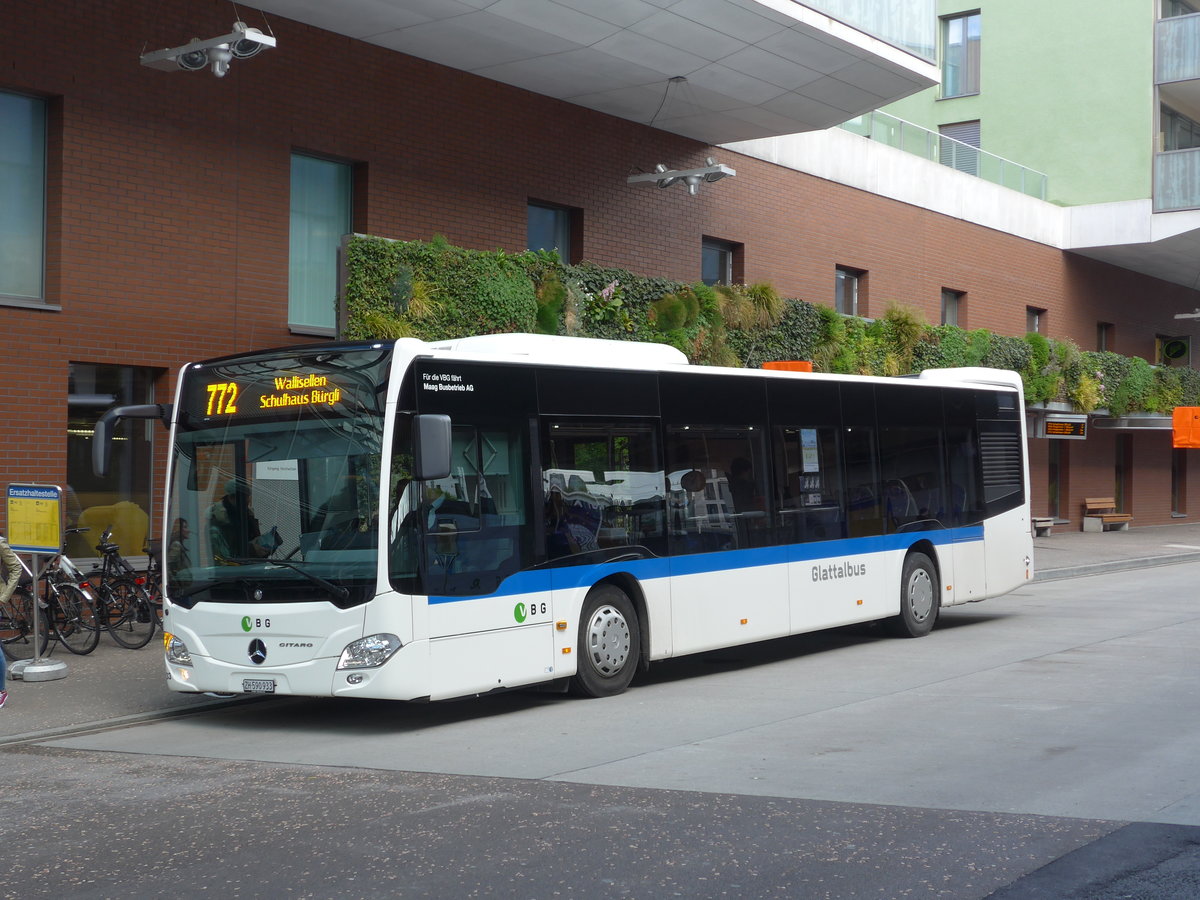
[181,347,392,423]
[200,374,344,417]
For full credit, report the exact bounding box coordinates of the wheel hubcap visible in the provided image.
[908,569,934,622]
[586,604,630,676]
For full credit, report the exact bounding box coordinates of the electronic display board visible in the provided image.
[180,347,392,425]
[1040,415,1087,439]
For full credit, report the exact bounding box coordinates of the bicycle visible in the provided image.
[90,528,157,650]
[0,581,48,661]
[143,538,164,625]
[41,533,102,655]
[0,532,100,658]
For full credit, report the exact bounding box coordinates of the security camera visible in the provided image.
[140,22,276,76]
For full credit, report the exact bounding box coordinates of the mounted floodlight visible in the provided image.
[140,22,275,77]
[231,26,269,59]
[653,163,680,189]
[176,44,209,71]
[702,156,731,183]
[628,158,736,196]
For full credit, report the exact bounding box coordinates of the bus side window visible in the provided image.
[542,420,664,562]
[772,426,846,544]
[667,425,768,552]
[843,427,882,537]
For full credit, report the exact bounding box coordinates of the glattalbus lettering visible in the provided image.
[811,560,867,582]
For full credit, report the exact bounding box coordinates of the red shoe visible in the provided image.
[0,689,7,709]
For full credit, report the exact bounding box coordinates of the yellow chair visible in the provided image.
[76,502,149,559]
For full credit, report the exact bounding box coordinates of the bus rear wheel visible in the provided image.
[889,551,939,638]
[570,585,640,698]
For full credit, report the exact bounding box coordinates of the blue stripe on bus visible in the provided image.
[427,524,984,604]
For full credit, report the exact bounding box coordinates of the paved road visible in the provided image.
[4,561,1200,897]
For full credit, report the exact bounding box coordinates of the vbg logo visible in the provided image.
[241,616,253,632]
[513,601,547,623]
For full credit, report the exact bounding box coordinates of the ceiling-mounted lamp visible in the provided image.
[628,157,736,196]
[140,21,276,77]
[1175,308,1200,319]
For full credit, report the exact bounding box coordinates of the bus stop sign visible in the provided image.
[6,483,63,553]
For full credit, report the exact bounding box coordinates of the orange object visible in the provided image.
[1173,407,1200,448]
[762,360,813,372]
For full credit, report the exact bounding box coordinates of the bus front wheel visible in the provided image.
[570,585,640,698]
[889,552,939,638]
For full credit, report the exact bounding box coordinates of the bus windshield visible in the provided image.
[166,345,392,608]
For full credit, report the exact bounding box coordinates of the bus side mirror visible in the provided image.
[413,414,452,481]
[93,404,172,477]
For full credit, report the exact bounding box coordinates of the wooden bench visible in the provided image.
[1031,517,1054,537]
[1082,497,1132,532]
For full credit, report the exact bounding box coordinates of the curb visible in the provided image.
[1033,551,1200,583]
[0,695,258,748]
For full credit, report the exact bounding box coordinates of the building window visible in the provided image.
[289,153,352,334]
[527,202,578,263]
[1157,334,1191,366]
[941,289,964,326]
[0,90,46,302]
[1026,307,1045,334]
[1162,105,1200,152]
[702,238,739,286]
[1163,0,1199,18]
[1097,322,1114,351]
[835,267,866,316]
[67,363,158,559]
[942,12,981,98]
[939,120,981,175]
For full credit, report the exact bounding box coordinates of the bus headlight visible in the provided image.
[337,633,402,669]
[164,632,193,666]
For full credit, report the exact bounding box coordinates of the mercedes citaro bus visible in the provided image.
[95,333,1031,701]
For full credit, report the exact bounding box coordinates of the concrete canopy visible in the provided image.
[251,0,937,144]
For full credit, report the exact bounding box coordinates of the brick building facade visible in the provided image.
[3,0,1199,540]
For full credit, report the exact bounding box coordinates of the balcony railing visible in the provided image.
[802,0,935,62]
[840,110,1048,200]
[1155,146,1200,211]
[1157,11,1200,84]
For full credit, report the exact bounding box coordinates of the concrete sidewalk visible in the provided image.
[1032,519,1200,582]
[4,520,1200,744]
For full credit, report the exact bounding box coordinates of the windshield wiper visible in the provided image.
[223,557,350,603]
[172,578,254,601]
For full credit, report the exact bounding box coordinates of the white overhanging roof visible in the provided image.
[1066,201,1200,291]
[251,0,937,144]
[728,128,1200,294]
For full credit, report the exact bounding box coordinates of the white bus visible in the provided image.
[96,333,1032,701]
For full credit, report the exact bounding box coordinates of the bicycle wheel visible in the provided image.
[0,586,50,660]
[50,583,101,655]
[105,577,157,649]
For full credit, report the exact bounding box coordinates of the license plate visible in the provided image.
[242,679,276,694]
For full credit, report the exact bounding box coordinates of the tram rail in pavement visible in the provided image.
[4,520,1200,745]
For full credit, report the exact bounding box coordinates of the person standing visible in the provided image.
[0,534,22,708]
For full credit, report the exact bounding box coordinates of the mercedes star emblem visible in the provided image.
[248,639,268,665]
